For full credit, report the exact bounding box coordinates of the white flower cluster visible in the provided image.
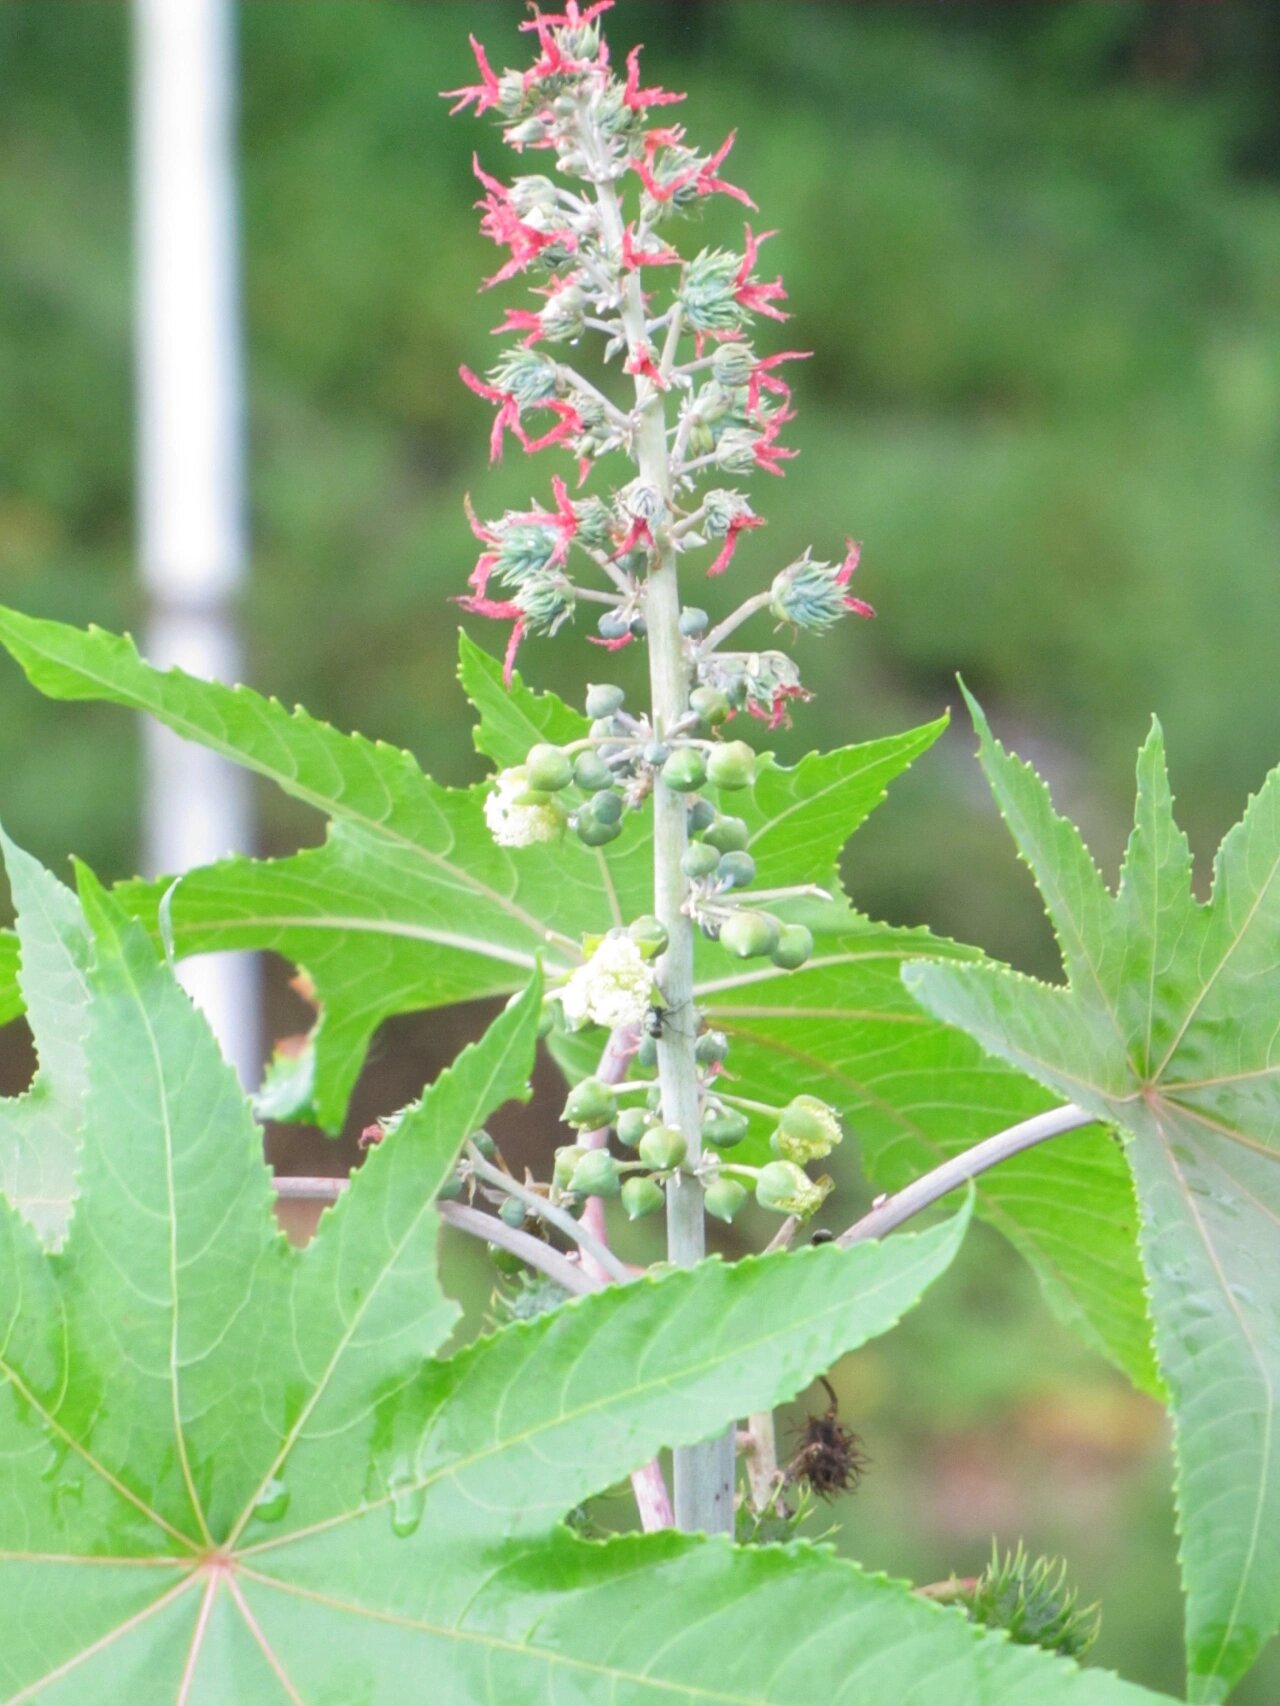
[483,767,563,848]
[559,932,654,1032]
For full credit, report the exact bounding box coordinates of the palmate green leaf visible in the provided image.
[905,693,1280,1703]
[0,844,1173,1705]
[0,931,20,1029]
[0,611,1157,1398]
[0,829,90,1245]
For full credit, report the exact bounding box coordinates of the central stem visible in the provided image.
[595,168,736,1535]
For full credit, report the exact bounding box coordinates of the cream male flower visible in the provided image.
[483,766,563,848]
[559,931,654,1031]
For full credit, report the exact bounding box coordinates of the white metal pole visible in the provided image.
[132,0,259,1085]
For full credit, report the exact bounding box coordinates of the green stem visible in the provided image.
[594,162,736,1537]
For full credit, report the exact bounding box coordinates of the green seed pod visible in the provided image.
[472,1132,498,1160]
[488,1242,524,1275]
[679,606,709,636]
[498,1196,527,1229]
[553,1144,586,1188]
[590,789,623,825]
[687,795,716,834]
[562,1077,619,1129]
[682,841,722,880]
[437,1170,465,1202]
[770,923,814,970]
[585,682,626,719]
[771,1095,843,1163]
[573,750,614,792]
[704,1176,748,1224]
[702,1105,749,1149]
[569,1149,622,1198]
[661,747,708,792]
[707,740,757,791]
[702,814,750,854]
[627,914,669,959]
[636,1033,659,1069]
[689,686,731,727]
[716,850,757,889]
[695,1029,730,1066]
[638,1124,688,1171]
[621,1176,666,1221]
[615,1106,653,1148]
[525,743,574,792]
[576,810,622,848]
[718,910,781,959]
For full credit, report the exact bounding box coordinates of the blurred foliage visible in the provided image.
[1,2,1279,1695]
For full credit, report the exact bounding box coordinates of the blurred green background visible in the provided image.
[1,2,1278,1696]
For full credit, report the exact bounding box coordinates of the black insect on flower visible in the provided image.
[785,1376,868,1500]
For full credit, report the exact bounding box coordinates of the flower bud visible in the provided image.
[498,1196,527,1229]
[597,610,630,641]
[770,1095,842,1163]
[704,1177,748,1223]
[573,750,614,792]
[718,910,780,959]
[707,740,756,791]
[702,1105,749,1149]
[585,682,626,719]
[638,1124,687,1171]
[525,743,574,792]
[562,1077,619,1129]
[771,923,814,969]
[569,1150,622,1198]
[689,686,731,727]
[589,789,623,825]
[627,915,669,959]
[686,796,716,834]
[682,842,722,880]
[437,1171,465,1202]
[662,747,708,792]
[702,814,750,854]
[553,1144,587,1189]
[576,810,622,847]
[755,1160,830,1219]
[695,1029,730,1066]
[622,1176,666,1221]
[716,850,756,889]
[679,606,710,636]
[616,1106,653,1148]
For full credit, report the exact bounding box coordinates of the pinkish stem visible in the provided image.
[577,1024,674,1530]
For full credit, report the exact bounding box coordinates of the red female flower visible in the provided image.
[443,36,502,117]
[746,350,811,418]
[492,307,546,347]
[735,226,789,323]
[473,157,575,289]
[635,129,755,210]
[836,537,875,618]
[622,46,685,112]
[621,224,680,272]
[456,594,527,685]
[706,512,765,577]
[459,366,528,463]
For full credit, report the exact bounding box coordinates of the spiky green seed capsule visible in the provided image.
[562,1077,618,1129]
[716,850,756,889]
[585,683,626,719]
[573,750,613,792]
[702,1105,749,1149]
[615,1106,652,1147]
[704,1177,748,1223]
[525,743,574,792]
[621,1176,666,1220]
[707,740,756,790]
[718,911,780,959]
[569,1150,622,1198]
[682,842,722,879]
[702,814,750,854]
[662,747,708,792]
[771,923,814,969]
[638,1124,687,1171]
[553,1144,586,1188]
[627,915,669,958]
